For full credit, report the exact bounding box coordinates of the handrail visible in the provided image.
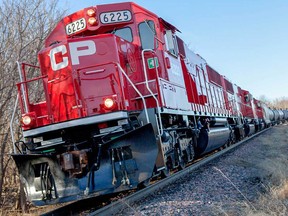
[235,99,244,124]
[17,61,29,113]
[16,74,48,85]
[75,62,150,123]
[115,63,150,124]
[141,49,163,135]
[10,94,19,153]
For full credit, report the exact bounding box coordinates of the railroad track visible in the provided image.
[41,128,270,216]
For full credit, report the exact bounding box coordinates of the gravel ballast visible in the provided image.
[117,125,288,216]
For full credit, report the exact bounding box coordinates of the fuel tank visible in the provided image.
[248,124,256,136]
[196,127,230,155]
[209,117,228,127]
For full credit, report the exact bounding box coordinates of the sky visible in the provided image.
[61,0,288,100]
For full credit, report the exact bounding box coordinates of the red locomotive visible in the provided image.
[11,2,286,205]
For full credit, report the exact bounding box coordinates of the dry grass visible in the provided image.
[0,203,62,216]
[243,126,288,216]
[245,180,288,216]
[211,125,288,216]
[274,181,288,200]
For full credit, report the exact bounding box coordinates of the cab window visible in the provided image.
[138,20,157,50]
[165,30,178,57]
[112,27,133,42]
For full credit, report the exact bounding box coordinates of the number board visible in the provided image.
[66,18,86,35]
[100,10,132,24]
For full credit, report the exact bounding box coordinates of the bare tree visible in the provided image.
[259,95,288,109]
[272,97,288,109]
[0,0,65,212]
[258,95,272,107]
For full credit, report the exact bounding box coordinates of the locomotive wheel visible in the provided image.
[182,150,188,163]
[188,144,195,162]
[178,159,186,170]
[161,158,172,178]
[229,131,236,145]
[178,152,186,170]
[222,142,228,149]
[161,167,171,178]
[138,178,151,189]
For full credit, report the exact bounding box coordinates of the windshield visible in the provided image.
[111,27,133,42]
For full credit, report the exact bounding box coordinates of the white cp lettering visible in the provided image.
[49,40,96,71]
[69,40,96,65]
[49,45,68,71]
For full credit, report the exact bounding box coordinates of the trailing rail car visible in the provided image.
[11,2,283,205]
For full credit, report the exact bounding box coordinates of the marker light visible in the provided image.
[88,17,97,26]
[87,9,96,17]
[104,98,115,110]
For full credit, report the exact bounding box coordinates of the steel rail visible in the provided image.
[88,128,270,216]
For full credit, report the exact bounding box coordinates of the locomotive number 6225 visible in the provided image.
[100,10,132,24]
[66,18,86,35]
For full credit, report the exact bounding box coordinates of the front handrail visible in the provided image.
[76,61,151,124]
[16,62,49,113]
[115,63,150,124]
[16,73,50,117]
[17,61,29,113]
[141,49,163,135]
[10,94,19,153]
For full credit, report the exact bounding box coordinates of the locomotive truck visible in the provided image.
[11,2,280,205]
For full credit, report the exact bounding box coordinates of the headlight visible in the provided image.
[21,113,36,127]
[22,115,32,125]
[104,98,115,110]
